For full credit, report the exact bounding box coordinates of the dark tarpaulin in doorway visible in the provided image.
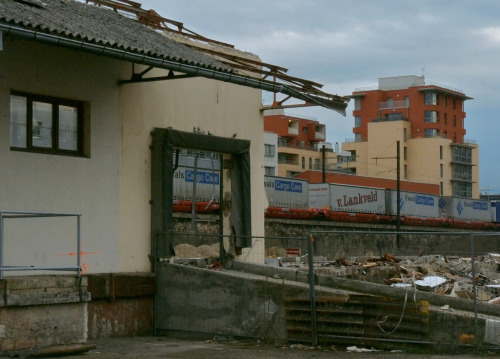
[151,128,251,260]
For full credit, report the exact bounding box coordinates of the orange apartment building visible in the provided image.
[263,109,348,177]
[342,75,479,198]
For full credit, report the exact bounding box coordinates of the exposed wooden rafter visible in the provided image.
[86,0,349,111]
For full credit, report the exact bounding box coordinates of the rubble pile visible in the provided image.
[173,243,219,258]
[275,252,500,303]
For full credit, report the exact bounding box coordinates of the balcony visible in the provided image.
[379,100,408,110]
[287,127,298,136]
[340,155,356,163]
[314,131,325,140]
[277,153,298,165]
[344,137,367,143]
[372,117,408,123]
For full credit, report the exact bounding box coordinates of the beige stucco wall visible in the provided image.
[342,120,480,197]
[0,40,121,274]
[118,61,265,269]
[407,137,452,196]
[1,39,267,274]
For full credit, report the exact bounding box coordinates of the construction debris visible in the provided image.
[275,252,500,303]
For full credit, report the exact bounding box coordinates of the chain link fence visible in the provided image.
[154,229,500,352]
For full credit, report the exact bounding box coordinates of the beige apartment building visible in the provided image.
[342,75,479,198]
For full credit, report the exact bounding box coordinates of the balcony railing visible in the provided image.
[344,137,367,143]
[340,155,356,163]
[379,100,408,109]
[288,127,298,136]
[314,131,325,140]
[371,117,408,123]
[452,173,473,182]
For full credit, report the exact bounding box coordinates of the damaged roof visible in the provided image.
[0,0,349,114]
[0,0,233,72]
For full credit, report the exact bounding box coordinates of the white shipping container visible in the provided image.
[173,166,220,202]
[330,184,385,213]
[388,190,440,218]
[264,176,309,209]
[309,184,330,210]
[440,197,491,221]
[309,183,385,214]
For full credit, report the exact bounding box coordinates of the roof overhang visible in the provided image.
[0,0,349,115]
[418,86,473,100]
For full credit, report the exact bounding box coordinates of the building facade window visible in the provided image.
[278,153,298,165]
[386,113,403,120]
[452,146,472,163]
[405,96,409,107]
[264,144,275,157]
[264,166,275,176]
[10,92,88,156]
[444,113,447,125]
[425,111,438,123]
[453,164,472,181]
[440,145,443,160]
[354,133,362,142]
[453,182,472,198]
[440,182,444,195]
[403,147,407,160]
[404,128,407,142]
[440,164,443,178]
[424,92,438,105]
[354,98,361,111]
[301,156,305,169]
[309,157,312,170]
[425,129,438,137]
[404,164,408,179]
[354,116,361,128]
[453,115,456,126]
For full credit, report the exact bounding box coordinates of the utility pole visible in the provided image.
[321,145,326,183]
[396,141,401,247]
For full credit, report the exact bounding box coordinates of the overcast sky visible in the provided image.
[133,0,500,193]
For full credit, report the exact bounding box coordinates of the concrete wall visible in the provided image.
[0,276,90,351]
[156,263,289,341]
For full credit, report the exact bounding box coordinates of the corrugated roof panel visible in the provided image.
[0,0,233,72]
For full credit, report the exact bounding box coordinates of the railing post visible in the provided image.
[307,233,317,347]
[77,214,82,278]
[470,232,478,344]
[0,212,3,280]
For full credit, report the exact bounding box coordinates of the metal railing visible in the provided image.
[0,210,82,279]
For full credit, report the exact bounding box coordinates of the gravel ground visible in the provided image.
[26,336,497,359]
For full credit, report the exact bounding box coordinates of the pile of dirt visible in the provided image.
[174,243,219,258]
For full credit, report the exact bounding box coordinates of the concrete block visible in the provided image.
[484,319,500,345]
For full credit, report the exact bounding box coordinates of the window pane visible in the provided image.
[32,101,52,148]
[354,116,361,128]
[10,95,27,148]
[59,105,78,151]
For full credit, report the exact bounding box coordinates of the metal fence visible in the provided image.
[0,210,82,279]
[155,229,500,351]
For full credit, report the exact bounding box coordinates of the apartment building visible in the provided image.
[264,109,348,177]
[342,75,479,198]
